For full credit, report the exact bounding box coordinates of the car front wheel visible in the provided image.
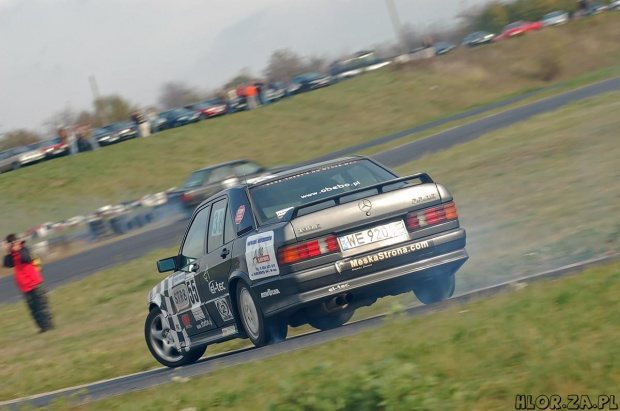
[144,308,206,368]
[412,272,455,305]
[236,282,288,347]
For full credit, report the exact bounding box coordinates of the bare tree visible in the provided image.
[224,68,254,89]
[305,55,328,74]
[158,82,201,110]
[263,49,307,82]
[42,106,77,136]
[94,94,136,124]
[0,129,42,151]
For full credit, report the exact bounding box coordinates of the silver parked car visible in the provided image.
[542,10,569,26]
[0,146,45,173]
[145,156,468,367]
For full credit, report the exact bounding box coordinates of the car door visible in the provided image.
[202,197,236,327]
[172,205,217,336]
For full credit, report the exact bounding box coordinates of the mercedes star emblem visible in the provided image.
[358,199,372,213]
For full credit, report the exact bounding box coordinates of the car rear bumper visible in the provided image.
[258,228,468,317]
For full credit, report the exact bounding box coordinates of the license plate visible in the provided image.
[339,221,408,251]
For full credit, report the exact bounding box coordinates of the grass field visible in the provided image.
[48,262,620,410]
[1,13,619,234]
[1,88,618,403]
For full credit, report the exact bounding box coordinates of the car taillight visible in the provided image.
[181,193,194,202]
[278,235,340,265]
[406,202,458,230]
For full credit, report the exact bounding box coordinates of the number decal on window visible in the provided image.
[210,208,226,237]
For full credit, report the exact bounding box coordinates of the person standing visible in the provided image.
[83,124,99,151]
[135,110,150,138]
[3,234,54,333]
[147,108,159,135]
[246,83,259,110]
[67,125,79,155]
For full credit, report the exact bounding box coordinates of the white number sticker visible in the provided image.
[172,284,190,311]
[210,208,226,237]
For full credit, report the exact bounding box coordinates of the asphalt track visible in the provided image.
[1,76,619,305]
[2,254,616,409]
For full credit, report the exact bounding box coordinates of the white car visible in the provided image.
[542,10,569,26]
[609,0,620,10]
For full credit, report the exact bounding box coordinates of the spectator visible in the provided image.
[226,88,237,113]
[147,108,159,135]
[76,131,93,152]
[245,83,259,110]
[3,234,54,334]
[67,125,79,155]
[83,124,99,151]
[132,110,150,138]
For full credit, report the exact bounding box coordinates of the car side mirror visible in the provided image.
[157,256,178,273]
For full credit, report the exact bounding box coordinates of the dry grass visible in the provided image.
[0,87,618,403]
[73,262,620,410]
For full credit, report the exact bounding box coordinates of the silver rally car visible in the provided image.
[145,156,468,367]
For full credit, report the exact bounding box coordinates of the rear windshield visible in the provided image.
[250,159,397,223]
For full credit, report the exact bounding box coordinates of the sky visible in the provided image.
[0,0,487,134]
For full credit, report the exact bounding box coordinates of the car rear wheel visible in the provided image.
[308,310,354,331]
[412,272,455,305]
[237,282,288,347]
[145,308,206,368]
[12,162,20,171]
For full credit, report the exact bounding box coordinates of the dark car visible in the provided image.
[157,108,201,130]
[145,156,468,367]
[185,99,228,119]
[462,31,495,47]
[434,41,456,55]
[95,122,138,145]
[170,160,288,210]
[288,73,332,95]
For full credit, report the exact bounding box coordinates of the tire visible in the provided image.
[412,273,456,305]
[12,162,20,171]
[144,308,206,368]
[236,282,288,347]
[308,310,354,331]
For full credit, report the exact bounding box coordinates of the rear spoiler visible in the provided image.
[288,173,434,220]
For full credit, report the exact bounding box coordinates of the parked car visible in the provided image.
[462,31,495,46]
[434,41,456,55]
[0,146,45,172]
[288,73,332,95]
[609,0,620,10]
[266,82,286,102]
[186,99,227,119]
[542,10,569,26]
[94,122,138,145]
[169,159,290,210]
[28,137,68,159]
[157,108,201,130]
[145,156,468,367]
[493,21,543,41]
[586,1,607,14]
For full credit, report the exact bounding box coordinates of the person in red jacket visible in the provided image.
[3,234,54,333]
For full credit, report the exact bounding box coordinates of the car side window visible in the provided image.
[208,166,234,183]
[180,206,210,267]
[208,199,227,253]
[224,204,236,244]
[233,162,263,177]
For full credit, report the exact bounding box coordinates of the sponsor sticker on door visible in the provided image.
[245,231,280,280]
